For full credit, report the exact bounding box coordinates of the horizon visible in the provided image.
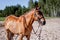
[0,0,38,10]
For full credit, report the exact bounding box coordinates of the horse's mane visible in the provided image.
[23,8,35,15]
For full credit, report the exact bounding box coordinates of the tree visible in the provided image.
[28,0,34,9]
[22,6,29,14]
[38,0,60,17]
[46,0,60,17]
[3,6,17,16]
[38,0,47,16]
[0,10,3,17]
[15,4,22,16]
[0,10,2,13]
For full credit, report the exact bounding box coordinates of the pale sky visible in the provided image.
[0,0,38,10]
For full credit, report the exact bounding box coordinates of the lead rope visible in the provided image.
[32,23,43,40]
[38,25,42,40]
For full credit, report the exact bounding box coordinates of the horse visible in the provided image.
[4,2,46,40]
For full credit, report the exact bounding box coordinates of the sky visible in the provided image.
[0,0,38,10]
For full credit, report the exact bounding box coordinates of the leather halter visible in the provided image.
[34,12,44,21]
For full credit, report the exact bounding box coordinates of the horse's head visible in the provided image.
[33,1,46,25]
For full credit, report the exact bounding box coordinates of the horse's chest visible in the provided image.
[25,25,32,35]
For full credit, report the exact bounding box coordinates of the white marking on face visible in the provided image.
[41,18,44,22]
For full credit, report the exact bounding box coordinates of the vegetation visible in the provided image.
[0,0,60,17]
[38,0,60,17]
[0,17,5,21]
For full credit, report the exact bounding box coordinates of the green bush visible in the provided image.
[0,17,5,21]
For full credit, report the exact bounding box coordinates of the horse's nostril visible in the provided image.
[43,21,46,25]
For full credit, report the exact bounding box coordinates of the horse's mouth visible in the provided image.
[38,20,46,26]
[42,21,46,25]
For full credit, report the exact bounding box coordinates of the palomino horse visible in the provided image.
[4,2,46,40]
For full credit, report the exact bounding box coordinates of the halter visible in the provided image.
[33,11,43,40]
[34,12,44,21]
[32,22,43,40]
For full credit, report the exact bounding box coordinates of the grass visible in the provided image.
[0,17,5,21]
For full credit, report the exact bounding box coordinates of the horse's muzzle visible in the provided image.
[42,21,46,25]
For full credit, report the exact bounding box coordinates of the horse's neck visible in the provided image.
[25,12,34,26]
[28,15,34,25]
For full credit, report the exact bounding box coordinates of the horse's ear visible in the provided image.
[35,1,38,8]
[35,1,39,10]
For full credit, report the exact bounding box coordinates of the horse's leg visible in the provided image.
[26,34,30,40]
[10,32,14,40]
[6,29,11,40]
[18,34,23,40]
[6,29,14,40]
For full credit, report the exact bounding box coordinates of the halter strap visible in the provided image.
[32,22,43,38]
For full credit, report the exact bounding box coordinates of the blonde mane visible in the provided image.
[23,8,35,15]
